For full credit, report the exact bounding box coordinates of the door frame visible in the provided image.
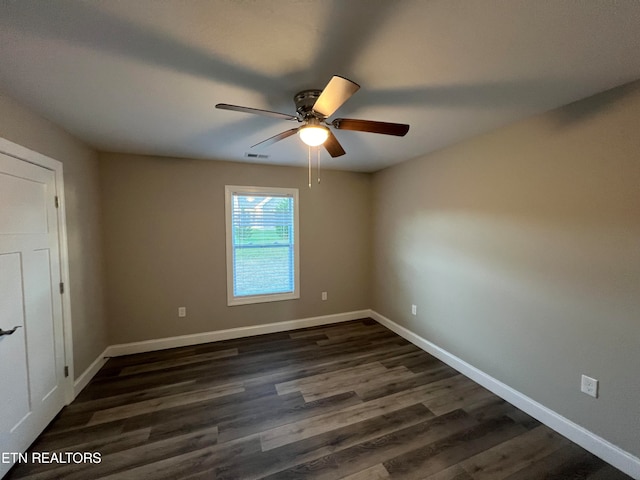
[0,137,75,404]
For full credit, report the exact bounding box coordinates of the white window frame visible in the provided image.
[225,185,300,306]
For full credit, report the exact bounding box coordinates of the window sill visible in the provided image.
[227,291,300,306]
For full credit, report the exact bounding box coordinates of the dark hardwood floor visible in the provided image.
[6,319,633,479]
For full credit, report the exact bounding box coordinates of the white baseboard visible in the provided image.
[73,347,110,399]
[105,310,370,358]
[369,310,640,480]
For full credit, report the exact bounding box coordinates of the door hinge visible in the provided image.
[59,282,64,294]
[55,196,59,208]
[64,366,69,378]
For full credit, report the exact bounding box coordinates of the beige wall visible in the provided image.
[99,152,371,344]
[0,91,108,378]
[372,81,640,456]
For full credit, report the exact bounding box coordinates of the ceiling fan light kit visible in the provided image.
[298,120,329,147]
[216,75,410,159]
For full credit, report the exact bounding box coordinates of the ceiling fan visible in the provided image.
[216,76,410,158]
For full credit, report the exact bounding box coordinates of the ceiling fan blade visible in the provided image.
[251,128,299,148]
[312,76,360,118]
[216,103,298,121]
[332,118,410,136]
[323,130,346,158]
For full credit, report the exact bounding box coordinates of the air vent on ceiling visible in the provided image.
[244,153,269,159]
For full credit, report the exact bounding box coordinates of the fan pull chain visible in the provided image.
[317,147,321,184]
[308,145,312,189]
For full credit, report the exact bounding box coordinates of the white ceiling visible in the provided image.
[1,1,639,172]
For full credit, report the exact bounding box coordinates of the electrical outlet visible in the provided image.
[321,291,328,301]
[411,304,417,316]
[581,374,598,398]
[178,307,187,318]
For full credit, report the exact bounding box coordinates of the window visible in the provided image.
[225,185,300,306]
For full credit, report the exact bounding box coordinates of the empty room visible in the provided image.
[0,1,639,479]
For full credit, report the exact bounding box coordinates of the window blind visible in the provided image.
[230,192,295,297]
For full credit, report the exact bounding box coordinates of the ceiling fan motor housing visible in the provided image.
[294,89,323,118]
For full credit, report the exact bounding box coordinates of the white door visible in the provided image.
[0,152,66,478]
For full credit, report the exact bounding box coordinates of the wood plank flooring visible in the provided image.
[6,319,633,480]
